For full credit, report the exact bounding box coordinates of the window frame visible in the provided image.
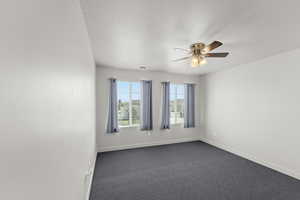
[117,80,141,128]
[170,83,185,125]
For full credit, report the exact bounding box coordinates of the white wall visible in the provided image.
[96,66,204,152]
[0,0,95,200]
[201,48,300,179]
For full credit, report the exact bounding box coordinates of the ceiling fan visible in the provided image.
[173,41,229,67]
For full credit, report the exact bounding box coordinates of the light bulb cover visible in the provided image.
[191,56,206,67]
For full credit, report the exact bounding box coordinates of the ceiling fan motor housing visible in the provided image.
[191,43,206,55]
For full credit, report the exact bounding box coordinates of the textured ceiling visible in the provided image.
[81,0,300,74]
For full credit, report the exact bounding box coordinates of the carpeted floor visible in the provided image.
[89,141,300,200]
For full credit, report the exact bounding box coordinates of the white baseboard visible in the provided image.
[98,137,200,152]
[201,138,300,180]
[84,153,97,200]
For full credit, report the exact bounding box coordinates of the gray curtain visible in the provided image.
[161,82,170,129]
[184,83,195,128]
[106,78,119,133]
[140,80,153,131]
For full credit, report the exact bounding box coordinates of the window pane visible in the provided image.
[176,99,184,112]
[132,99,140,125]
[176,112,184,124]
[118,101,129,126]
[170,84,176,97]
[170,111,176,124]
[131,82,140,94]
[117,81,129,126]
[117,81,141,127]
[131,92,139,100]
[176,98,184,124]
[170,93,176,124]
[117,81,129,102]
[170,97,176,124]
[170,84,185,124]
[177,84,184,95]
[131,82,140,125]
[177,92,184,100]
[170,84,176,124]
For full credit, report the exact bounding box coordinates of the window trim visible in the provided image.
[117,80,141,128]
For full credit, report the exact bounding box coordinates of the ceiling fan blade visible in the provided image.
[205,41,223,52]
[174,48,191,53]
[172,56,191,62]
[205,52,229,57]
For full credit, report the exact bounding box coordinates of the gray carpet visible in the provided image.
[89,141,300,200]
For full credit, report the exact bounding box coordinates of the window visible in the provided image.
[170,84,184,124]
[117,81,141,127]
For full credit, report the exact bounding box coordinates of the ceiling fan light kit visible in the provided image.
[191,55,206,67]
[174,41,229,67]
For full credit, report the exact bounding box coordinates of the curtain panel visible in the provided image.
[161,82,170,129]
[140,80,153,131]
[184,83,195,128]
[106,78,119,133]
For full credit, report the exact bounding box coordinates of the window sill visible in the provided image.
[171,123,184,126]
[119,125,140,129]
